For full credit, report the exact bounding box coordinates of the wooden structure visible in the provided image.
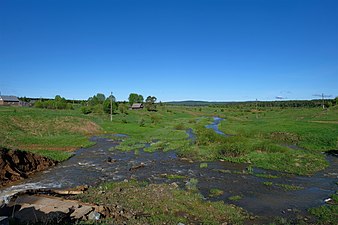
[130,103,144,110]
[0,95,20,106]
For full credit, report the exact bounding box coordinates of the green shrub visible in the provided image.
[139,118,146,127]
[81,106,92,114]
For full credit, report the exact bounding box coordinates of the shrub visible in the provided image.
[81,106,92,114]
[218,142,247,157]
[139,118,146,127]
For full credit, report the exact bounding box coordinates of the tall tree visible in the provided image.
[96,93,106,104]
[128,93,144,105]
[145,96,157,111]
[103,94,117,114]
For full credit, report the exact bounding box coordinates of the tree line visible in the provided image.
[31,92,158,115]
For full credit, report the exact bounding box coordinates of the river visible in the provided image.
[1,117,337,220]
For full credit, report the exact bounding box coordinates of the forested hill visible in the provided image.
[165,101,228,106]
[166,99,338,108]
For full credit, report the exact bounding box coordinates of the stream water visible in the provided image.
[1,117,337,220]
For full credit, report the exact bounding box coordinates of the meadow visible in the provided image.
[1,104,337,224]
[0,105,337,175]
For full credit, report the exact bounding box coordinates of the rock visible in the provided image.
[5,194,102,223]
[170,182,179,188]
[87,211,101,220]
[107,157,117,163]
[53,190,84,195]
[129,163,145,171]
[71,205,93,220]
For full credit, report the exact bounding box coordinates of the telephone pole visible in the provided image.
[110,92,113,122]
[313,93,331,109]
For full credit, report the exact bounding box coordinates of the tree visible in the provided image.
[128,93,144,105]
[103,94,117,114]
[138,95,144,103]
[88,96,99,106]
[96,93,106,104]
[118,103,128,114]
[145,96,157,111]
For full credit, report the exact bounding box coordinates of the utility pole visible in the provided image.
[313,93,331,110]
[110,91,113,122]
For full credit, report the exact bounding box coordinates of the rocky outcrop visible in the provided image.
[0,147,57,187]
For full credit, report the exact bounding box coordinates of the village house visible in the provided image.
[130,103,144,110]
[0,95,20,106]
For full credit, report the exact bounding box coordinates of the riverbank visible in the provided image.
[0,147,57,187]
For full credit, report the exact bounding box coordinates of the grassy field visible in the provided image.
[216,107,338,174]
[1,105,337,172]
[0,107,100,161]
[1,105,337,224]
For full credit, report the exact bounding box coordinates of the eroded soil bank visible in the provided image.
[0,147,57,187]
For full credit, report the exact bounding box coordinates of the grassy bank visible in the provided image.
[0,107,100,161]
[75,180,248,224]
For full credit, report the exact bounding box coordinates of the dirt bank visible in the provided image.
[0,147,57,187]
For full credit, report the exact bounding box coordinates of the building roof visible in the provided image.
[131,103,143,108]
[0,95,20,102]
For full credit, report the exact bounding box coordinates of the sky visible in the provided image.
[0,0,337,102]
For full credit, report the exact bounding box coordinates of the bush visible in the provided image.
[218,142,247,157]
[81,106,92,114]
[139,118,146,127]
[195,126,222,146]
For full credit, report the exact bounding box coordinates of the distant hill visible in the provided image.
[165,100,233,106]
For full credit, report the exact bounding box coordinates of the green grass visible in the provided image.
[164,174,187,179]
[218,107,338,152]
[309,193,338,224]
[75,180,248,224]
[275,183,304,191]
[199,162,208,168]
[263,181,273,186]
[1,105,336,174]
[0,107,98,160]
[254,173,279,179]
[263,181,303,191]
[209,188,224,197]
[29,149,74,162]
[229,195,242,201]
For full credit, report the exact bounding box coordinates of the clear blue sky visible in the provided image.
[1,0,337,101]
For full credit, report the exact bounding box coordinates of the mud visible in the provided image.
[0,148,57,187]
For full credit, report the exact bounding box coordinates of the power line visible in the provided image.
[313,93,332,109]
